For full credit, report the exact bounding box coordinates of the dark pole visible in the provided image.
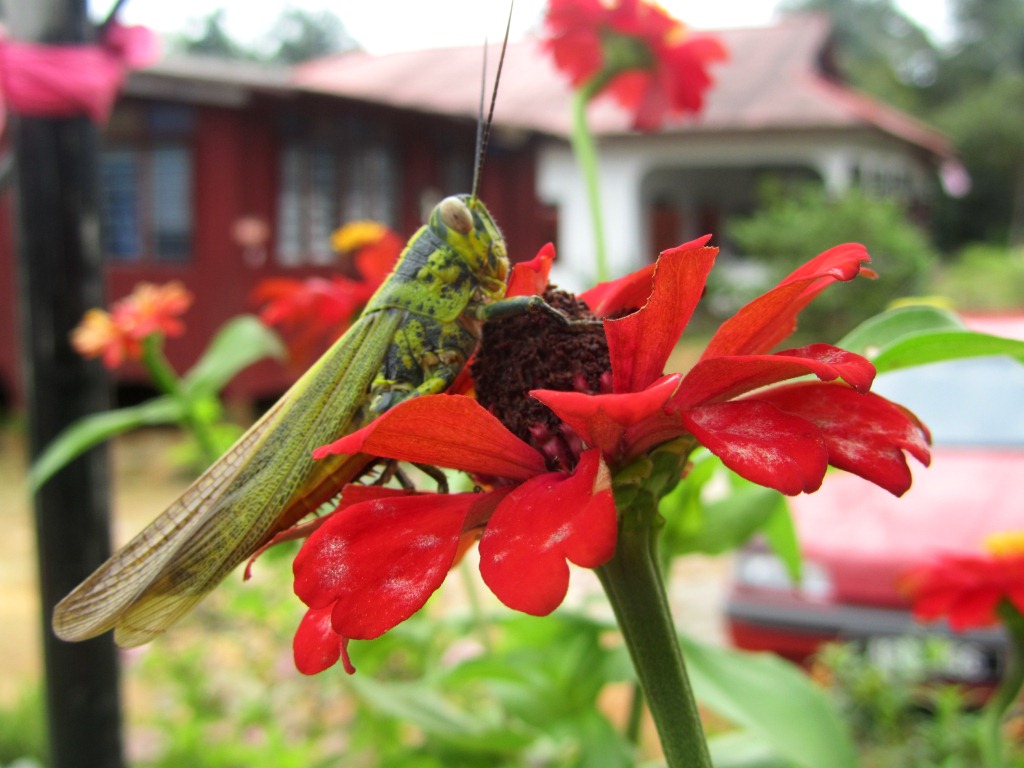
[7,0,125,765]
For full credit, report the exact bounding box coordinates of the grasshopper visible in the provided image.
[53,10,553,647]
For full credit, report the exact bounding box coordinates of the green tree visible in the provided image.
[263,8,358,64]
[176,9,253,60]
[932,74,1024,247]
[778,0,939,113]
[929,0,1024,246]
[724,182,938,341]
[173,7,357,64]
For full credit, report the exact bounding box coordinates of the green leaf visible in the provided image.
[837,305,1024,374]
[659,455,796,572]
[869,329,1024,373]
[680,633,857,768]
[183,315,285,396]
[759,499,802,584]
[347,676,534,753]
[28,396,185,492]
[708,730,795,768]
[837,304,966,355]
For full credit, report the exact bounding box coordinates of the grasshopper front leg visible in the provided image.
[476,295,603,327]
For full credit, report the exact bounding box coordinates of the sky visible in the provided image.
[90,0,956,54]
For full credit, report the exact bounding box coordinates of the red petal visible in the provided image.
[293,604,354,675]
[912,555,1024,630]
[702,243,870,359]
[479,449,616,615]
[314,395,547,480]
[531,374,682,460]
[756,383,931,496]
[682,401,828,495]
[676,345,876,408]
[293,492,480,639]
[579,235,712,317]
[506,243,554,297]
[606,244,718,393]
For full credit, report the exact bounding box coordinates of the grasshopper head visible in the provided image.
[430,195,509,293]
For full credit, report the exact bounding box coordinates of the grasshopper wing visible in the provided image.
[53,310,403,646]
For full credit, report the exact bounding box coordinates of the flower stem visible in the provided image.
[596,508,712,767]
[980,603,1024,768]
[141,334,221,465]
[570,84,609,282]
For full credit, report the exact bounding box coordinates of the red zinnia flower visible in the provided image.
[253,222,402,363]
[538,237,930,496]
[294,400,615,674]
[543,0,727,130]
[288,240,929,674]
[905,532,1024,631]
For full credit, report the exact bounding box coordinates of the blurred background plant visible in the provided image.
[813,639,1024,768]
[28,282,284,490]
[721,182,939,341]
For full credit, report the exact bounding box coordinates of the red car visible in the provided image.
[726,316,1024,685]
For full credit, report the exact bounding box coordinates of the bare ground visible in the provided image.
[0,426,192,704]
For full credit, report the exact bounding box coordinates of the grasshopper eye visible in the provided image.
[438,197,474,235]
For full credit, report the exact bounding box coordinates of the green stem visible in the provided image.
[979,603,1024,768]
[141,334,221,465]
[570,83,609,283]
[596,508,712,767]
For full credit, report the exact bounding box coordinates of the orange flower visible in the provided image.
[70,308,141,369]
[906,532,1024,630]
[69,281,193,369]
[112,280,193,340]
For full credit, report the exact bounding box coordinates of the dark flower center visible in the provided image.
[472,287,612,470]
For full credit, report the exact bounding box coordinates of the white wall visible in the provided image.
[536,130,935,290]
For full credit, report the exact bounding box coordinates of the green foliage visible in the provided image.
[658,450,801,581]
[932,75,1024,248]
[684,635,858,768]
[778,0,939,112]
[0,685,47,766]
[174,7,358,63]
[815,640,1024,768]
[28,315,283,491]
[838,303,1024,372]
[724,182,939,341]
[928,243,1024,311]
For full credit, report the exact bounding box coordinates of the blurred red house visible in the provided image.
[0,54,554,411]
[0,15,956,412]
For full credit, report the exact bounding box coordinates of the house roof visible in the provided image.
[292,13,952,159]
[125,54,294,107]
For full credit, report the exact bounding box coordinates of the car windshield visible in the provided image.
[872,356,1024,447]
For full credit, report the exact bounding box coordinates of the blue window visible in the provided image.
[275,122,398,267]
[100,105,195,263]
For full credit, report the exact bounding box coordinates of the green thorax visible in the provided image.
[364,195,510,323]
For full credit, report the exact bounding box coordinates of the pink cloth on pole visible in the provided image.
[0,23,160,123]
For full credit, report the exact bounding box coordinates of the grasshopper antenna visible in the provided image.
[470,2,514,203]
